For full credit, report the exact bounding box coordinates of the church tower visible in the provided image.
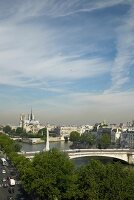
[30,108,34,121]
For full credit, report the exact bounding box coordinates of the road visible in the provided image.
[0,153,29,200]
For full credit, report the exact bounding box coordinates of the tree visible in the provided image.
[3,125,11,133]
[70,131,80,144]
[38,128,47,140]
[21,149,77,200]
[12,142,22,152]
[38,128,47,135]
[98,133,111,149]
[77,160,106,200]
[10,129,16,135]
[0,134,21,153]
[77,160,134,200]
[80,134,96,147]
[16,127,23,135]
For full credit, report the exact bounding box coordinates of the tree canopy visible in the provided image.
[20,149,77,200]
[70,131,80,143]
[98,133,111,149]
[0,134,21,153]
[70,131,96,148]
[3,125,12,133]
[77,160,134,200]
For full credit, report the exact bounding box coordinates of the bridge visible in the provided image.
[17,129,134,164]
[18,149,134,164]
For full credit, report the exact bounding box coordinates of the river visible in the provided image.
[19,141,123,167]
[20,141,72,152]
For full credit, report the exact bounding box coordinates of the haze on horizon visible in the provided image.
[0,0,134,126]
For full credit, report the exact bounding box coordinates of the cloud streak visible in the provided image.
[107,3,134,92]
[0,0,134,124]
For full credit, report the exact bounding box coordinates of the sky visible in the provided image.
[0,0,134,126]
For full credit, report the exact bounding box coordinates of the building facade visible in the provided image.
[120,127,134,148]
[19,110,40,133]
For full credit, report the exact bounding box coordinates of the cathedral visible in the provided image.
[19,109,40,133]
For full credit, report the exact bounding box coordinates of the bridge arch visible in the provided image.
[68,151,129,163]
[70,154,128,164]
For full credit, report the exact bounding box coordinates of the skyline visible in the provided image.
[0,0,134,125]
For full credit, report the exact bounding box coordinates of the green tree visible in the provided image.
[70,131,80,143]
[38,127,47,140]
[80,134,96,147]
[10,129,16,135]
[16,127,23,135]
[21,149,77,200]
[38,128,47,135]
[0,134,21,153]
[77,160,106,200]
[77,160,134,200]
[12,142,22,152]
[3,125,12,134]
[98,133,111,149]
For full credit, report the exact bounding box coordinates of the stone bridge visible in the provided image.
[66,149,134,164]
[18,149,134,164]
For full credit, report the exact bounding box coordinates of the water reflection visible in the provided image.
[20,141,72,152]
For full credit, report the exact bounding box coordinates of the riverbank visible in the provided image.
[22,136,65,144]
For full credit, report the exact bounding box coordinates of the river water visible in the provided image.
[19,141,120,167]
[20,141,72,152]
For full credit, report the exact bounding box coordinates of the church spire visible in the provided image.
[30,107,33,121]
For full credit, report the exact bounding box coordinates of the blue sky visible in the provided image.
[0,0,134,125]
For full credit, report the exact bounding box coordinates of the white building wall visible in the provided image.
[59,126,81,137]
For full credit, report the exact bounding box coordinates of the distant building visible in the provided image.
[111,127,122,144]
[80,125,93,134]
[58,125,81,137]
[120,127,134,148]
[19,109,40,133]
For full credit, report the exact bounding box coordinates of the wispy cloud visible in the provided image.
[0,1,112,90]
[10,0,125,19]
[0,0,134,124]
[107,3,134,92]
[0,0,127,23]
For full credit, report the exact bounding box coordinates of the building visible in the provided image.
[58,125,81,138]
[19,109,40,133]
[111,127,122,144]
[120,127,134,148]
[80,125,93,134]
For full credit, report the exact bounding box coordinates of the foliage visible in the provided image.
[70,131,96,148]
[3,125,12,133]
[77,160,134,200]
[0,134,21,153]
[12,142,22,152]
[80,134,96,147]
[20,149,77,200]
[70,131,80,143]
[16,127,23,134]
[77,160,105,199]
[9,129,16,135]
[38,127,47,135]
[98,133,111,149]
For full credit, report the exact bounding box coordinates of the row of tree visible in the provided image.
[3,125,111,149]
[0,133,22,153]
[0,133,134,199]
[69,131,111,149]
[2,125,47,139]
